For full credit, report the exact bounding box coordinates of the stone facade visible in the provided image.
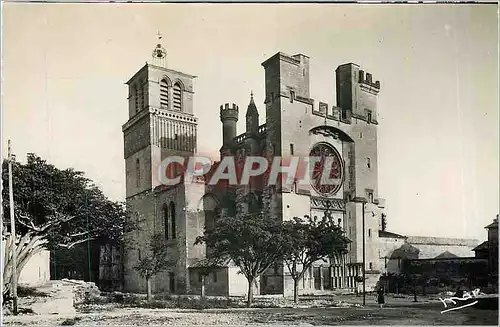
[122,48,481,296]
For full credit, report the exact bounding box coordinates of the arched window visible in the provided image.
[173,82,182,111]
[160,79,169,108]
[163,203,169,239]
[135,159,140,188]
[170,202,176,239]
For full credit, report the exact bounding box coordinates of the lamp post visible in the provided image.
[362,201,366,306]
[8,140,18,315]
[352,197,368,306]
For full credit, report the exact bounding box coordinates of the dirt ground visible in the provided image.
[5,304,498,326]
[3,282,498,326]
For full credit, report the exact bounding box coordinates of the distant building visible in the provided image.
[473,216,498,287]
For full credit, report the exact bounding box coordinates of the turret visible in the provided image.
[245,92,259,134]
[220,103,239,146]
[335,63,380,121]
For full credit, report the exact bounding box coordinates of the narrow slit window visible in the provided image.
[135,159,140,188]
[163,204,169,239]
[170,202,176,239]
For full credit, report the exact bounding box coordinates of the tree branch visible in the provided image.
[58,236,96,249]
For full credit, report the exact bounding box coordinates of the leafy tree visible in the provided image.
[195,212,283,307]
[281,215,350,303]
[133,233,172,302]
[2,154,135,300]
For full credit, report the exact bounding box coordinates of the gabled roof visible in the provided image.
[379,230,407,239]
[473,241,489,252]
[434,251,459,259]
[485,219,498,229]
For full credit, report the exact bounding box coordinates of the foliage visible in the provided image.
[133,233,171,280]
[1,154,137,299]
[282,215,350,276]
[2,154,132,247]
[354,276,365,283]
[281,214,350,302]
[195,211,283,307]
[282,214,350,302]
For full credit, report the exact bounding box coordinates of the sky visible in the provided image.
[2,4,498,241]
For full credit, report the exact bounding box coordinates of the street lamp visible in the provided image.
[352,197,368,306]
[362,201,366,306]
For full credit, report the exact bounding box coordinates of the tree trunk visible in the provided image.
[246,277,254,308]
[3,235,44,300]
[201,275,206,298]
[293,278,299,304]
[146,277,152,302]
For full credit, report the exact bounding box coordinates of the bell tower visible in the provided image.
[123,35,198,197]
[122,35,199,294]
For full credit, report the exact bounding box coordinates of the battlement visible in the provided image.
[358,70,381,90]
[220,103,239,121]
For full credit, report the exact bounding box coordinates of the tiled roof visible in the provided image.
[434,251,459,259]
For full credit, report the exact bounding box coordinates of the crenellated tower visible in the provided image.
[335,63,380,124]
[219,103,239,157]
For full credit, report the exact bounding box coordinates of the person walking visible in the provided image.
[377,286,385,308]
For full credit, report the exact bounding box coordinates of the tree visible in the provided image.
[2,154,134,300]
[281,215,350,303]
[133,233,171,302]
[195,212,283,307]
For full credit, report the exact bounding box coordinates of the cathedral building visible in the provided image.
[121,42,479,297]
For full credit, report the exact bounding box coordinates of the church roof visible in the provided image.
[434,251,459,259]
[379,230,407,239]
